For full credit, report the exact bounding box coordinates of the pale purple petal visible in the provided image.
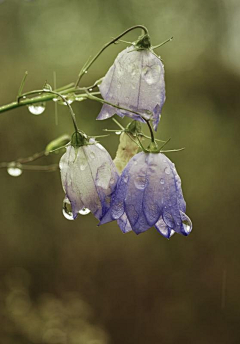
[59,143,118,220]
[98,46,166,130]
[155,217,175,239]
[99,151,192,237]
[117,213,132,233]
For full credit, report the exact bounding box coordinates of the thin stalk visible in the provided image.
[17,71,28,98]
[152,37,173,50]
[18,89,78,132]
[0,86,76,114]
[87,92,156,144]
[161,148,185,153]
[75,25,148,87]
[145,120,155,143]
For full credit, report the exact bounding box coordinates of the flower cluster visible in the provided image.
[58,28,192,238]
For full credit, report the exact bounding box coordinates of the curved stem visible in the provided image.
[17,89,79,132]
[145,120,155,143]
[75,25,149,87]
[87,92,156,146]
[0,86,76,114]
[44,90,79,132]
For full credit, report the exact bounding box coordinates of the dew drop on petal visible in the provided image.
[28,102,46,115]
[90,152,95,159]
[79,208,90,215]
[123,175,129,183]
[115,131,121,135]
[160,178,164,185]
[163,212,175,228]
[180,211,192,234]
[142,65,160,85]
[134,175,147,190]
[80,164,87,171]
[96,162,111,189]
[7,163,22,177]
[62,197,74,220]
[164,167,170,175]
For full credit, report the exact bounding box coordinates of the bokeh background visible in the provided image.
[0,0,240,343]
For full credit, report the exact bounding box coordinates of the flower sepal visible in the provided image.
[71,131,88,148]
[135,33,151,49]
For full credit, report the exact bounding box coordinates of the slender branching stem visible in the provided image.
[75,25,148,87]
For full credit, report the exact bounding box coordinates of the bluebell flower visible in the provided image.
[59,139,118,220]
[100,152,192,238]
[97,46,166,131]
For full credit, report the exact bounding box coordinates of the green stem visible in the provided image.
[17,89,79,132]
[145,120,155,143]
[75,25,149,87]
[87,92,156,144]
[17,71,28,98]
[0,86,76,114]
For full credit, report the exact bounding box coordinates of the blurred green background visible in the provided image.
[0,0,239,343]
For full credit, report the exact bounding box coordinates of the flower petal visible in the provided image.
[155,217,174,238]
[117,213,132,233]
[59,143,118,220]
[98,46,165,130]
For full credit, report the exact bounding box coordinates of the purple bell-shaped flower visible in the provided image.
[100,152,192,238]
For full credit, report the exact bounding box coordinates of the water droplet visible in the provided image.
[90,152,95,159]
[134,175,147,190]
[79,208,90,215]
[123,175,129,183]
[97,84,100,88]
[142,65,160,85]
[89,88,92,92]
[84,70,88,74]
[160,178,164,185]
[115,131,121,135]
[80,164,87,171]
[163,212,175,228]
[180,211,192,234]
[43,84,52,92]
[96,163,111,189]
[7,163,22,177]
[62,197,74,220]
[75,96,84,102]
[164,167,170,175]
[28,102,46,115]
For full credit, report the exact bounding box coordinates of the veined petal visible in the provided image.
[59,143,118,220]
[98,46,165,130]
[117,213,132,234]
[155,217,175,239]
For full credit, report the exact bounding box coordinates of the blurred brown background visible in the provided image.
[0,0,240,343]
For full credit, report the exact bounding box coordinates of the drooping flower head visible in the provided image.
[100,151,192,238]
[97,36,166,131]
[59,132,118,220]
